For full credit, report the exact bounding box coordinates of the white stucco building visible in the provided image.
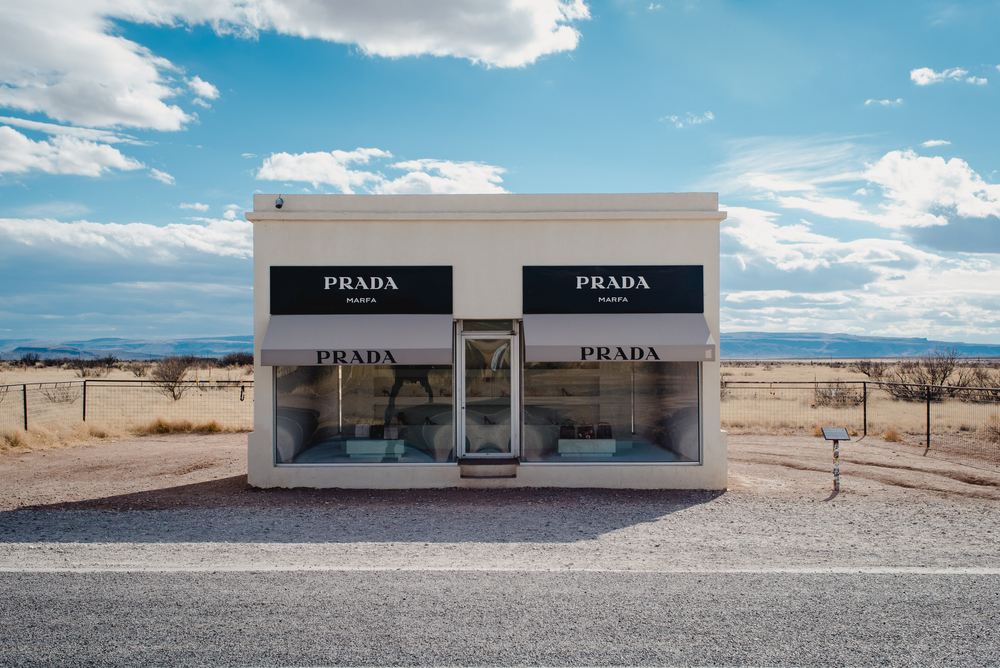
[246,193,727,489]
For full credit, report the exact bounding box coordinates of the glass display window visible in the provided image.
[522,361,700,463]
[275,364,454,464]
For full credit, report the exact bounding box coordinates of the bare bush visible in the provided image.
[850,359,890,381]
[957,363,1000,403]
[41,384,81,405]
[985,414,1000,444]
[95,355,119,375]
[813,379,863,407]
[220,351,253,367]
[19,352,41,365]
[74,365,107,378]
[858,348,979,401]
[152,355,195,401]
[125,361,151,378]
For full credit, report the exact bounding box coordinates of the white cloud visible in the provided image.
[864,98,903,106]
[710,136,869,197]
[922,140,951,147]
[863,149,1000,226]
[241,153,257,158]
[966,76,988,85]
[186,76,219,100]
[0,117,142,144]
[0,126,144,177]
[179,203,209,212]
[660,111,714,128]
[910,67,968,85]
[192,98,212,109]
[0,217,253,260]
[716,137,1000,230]
[255,148,508,194]
[378,159,507,194]
[222,204,245,221]
[256,148,390,193]
[648,3,663,8]
[149,168,175,185]
[0,1,588,131]
[720,205,1000,340]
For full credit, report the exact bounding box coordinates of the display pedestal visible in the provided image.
[346,439,405,458]
[558,438,616,457]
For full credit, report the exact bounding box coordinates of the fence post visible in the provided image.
[82,380,87,422]
[862,382,867,437]
[925,385,931,451]
[22,384,28,431]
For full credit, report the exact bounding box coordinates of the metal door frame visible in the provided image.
[457,329,520,459]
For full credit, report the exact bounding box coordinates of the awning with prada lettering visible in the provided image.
[522,313,716,363]
[261,314,453,366]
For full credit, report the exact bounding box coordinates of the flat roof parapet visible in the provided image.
[247,193,726,222]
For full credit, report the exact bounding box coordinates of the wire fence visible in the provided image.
[4,377,998,472]
[0,380,254,434]
[721,380,1000,472]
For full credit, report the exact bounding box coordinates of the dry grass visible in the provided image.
[1,418,240,454]
[883,426,903,442]
[0,363,254,385]
[985,414,1000,444]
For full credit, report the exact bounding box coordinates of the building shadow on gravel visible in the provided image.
[0,476,724,544]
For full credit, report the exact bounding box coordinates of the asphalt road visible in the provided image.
[3,485,1000,667]
[1,569,998,667]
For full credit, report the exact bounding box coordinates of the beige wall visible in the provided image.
[247,193,727,489]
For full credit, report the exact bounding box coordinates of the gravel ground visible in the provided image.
[0,432,998,571]
[1,433,998,666]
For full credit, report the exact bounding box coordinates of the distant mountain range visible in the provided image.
[0,336,253,361]
[2,332,999,361]
[720,332,1000,359]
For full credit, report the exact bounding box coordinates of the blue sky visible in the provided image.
[1,0,999,342]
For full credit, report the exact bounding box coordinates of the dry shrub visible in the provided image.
[984,414,1000,444]
[125,361,151,378]
[136,417,225,436]
[1,422,126,453]
[193,420,223,434]
[152,355,195,400]
[811,426,824,437]
[883,426,903,442]
[1,429,25,449]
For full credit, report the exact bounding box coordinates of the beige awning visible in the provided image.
[261,314,453,366]
[522,313,716,363]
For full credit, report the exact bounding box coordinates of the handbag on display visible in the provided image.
[577,423,595,440]
[596,422,613,439]
[384,418,399,440]
[369,419,385,440]
[355,422,371,438]
[559,419,576,440]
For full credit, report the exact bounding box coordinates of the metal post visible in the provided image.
[925,386,931,451]
[862,382,867,437]
[833,439,840,491]
[82,380,87,422]
[22,384,28,431]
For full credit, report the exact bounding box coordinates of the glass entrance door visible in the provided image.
[459,334,518,458]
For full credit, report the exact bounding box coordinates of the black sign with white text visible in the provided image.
[270,266,452,315]
[523,265,703,314]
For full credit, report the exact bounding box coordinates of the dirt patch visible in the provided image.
[1,432,999,512]
[729,434,1000,502]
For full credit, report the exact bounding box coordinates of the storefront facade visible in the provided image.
[247,193,727,489]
